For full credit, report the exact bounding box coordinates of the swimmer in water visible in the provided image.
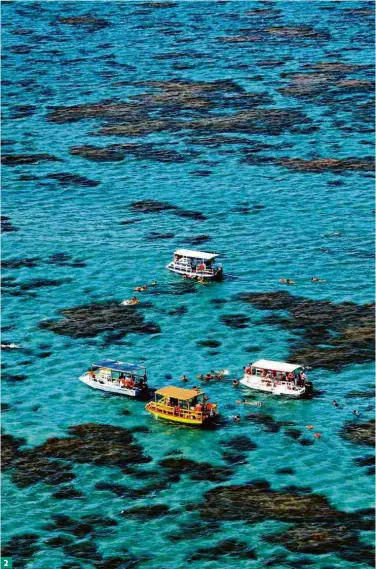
[311,277,326,283]
[232,380,240,388]
[353,409,360,416]
[332,400,340,407]
[236,399,263,407]
[233,415,241,423]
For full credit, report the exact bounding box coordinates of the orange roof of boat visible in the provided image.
[155,386,203,400]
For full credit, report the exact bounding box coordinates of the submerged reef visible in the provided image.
[129,200,207,220]
[39,301,160,338]
[158,457,232,482]
[46,172,100,187]
[237,291,374,369]
[188,539,257,562]
[277,157,374,173]
[1,423,151,489]
[197,481,374,564]
[341,419,375,447]
[1,216,19,233]
[2,153,62,166]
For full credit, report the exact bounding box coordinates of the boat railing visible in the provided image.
[147,401,204,421]
[171,261,216,275]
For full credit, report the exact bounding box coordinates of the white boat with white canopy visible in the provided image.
[240,359,313,398]
[166,249,223,281]
[79,359,154,399]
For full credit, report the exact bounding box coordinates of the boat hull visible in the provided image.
[166,263,223,281]
[145,403,217,428]
[240,375,310,398]
[79,373,152,399]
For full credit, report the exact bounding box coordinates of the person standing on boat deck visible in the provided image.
[299,371,306,386]
[287,371,294,381]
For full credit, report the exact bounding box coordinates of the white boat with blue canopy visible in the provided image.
[79,359,153,399]
[240,359,313,398]
[166,249,223,281]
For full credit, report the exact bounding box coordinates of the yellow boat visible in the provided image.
[145,386,219,428]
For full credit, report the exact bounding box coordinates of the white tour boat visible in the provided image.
[240,359,313,398]
[166,249,223,281]
[79,359,154,399]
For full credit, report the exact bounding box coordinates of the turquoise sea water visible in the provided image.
[1,1,375,568]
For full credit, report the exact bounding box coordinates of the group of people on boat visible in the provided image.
[89,369,147,390]
[164,395,217,419]
[244,364,307,386]
[119,373,137,389]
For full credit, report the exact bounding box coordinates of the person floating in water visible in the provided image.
[232,379,239,388]
[332,400,340,408]
[181,374,189,383]
[236,399,263,407]
[311,277,326,283]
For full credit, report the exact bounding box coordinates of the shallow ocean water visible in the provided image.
[1,1,375,568]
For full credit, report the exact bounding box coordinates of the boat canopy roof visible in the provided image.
[252,359,303,373]
[156,386,203,400]
[174,249,218,261]
[92,359,146,373]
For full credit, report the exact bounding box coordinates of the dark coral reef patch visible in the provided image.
[188,539,257,562]
[46,172,100,187]
[130,200,207,220]
[197,481,374,564]
[2,423,150,489]
[2,153,62,166]
[277,157,374,173]
[39,301,160,338]
[341,419,375,447]
[1,216,19,233]
[159,457,232,482]
[237,291,374,369]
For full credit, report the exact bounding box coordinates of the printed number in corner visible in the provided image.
[1,559,12,569]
